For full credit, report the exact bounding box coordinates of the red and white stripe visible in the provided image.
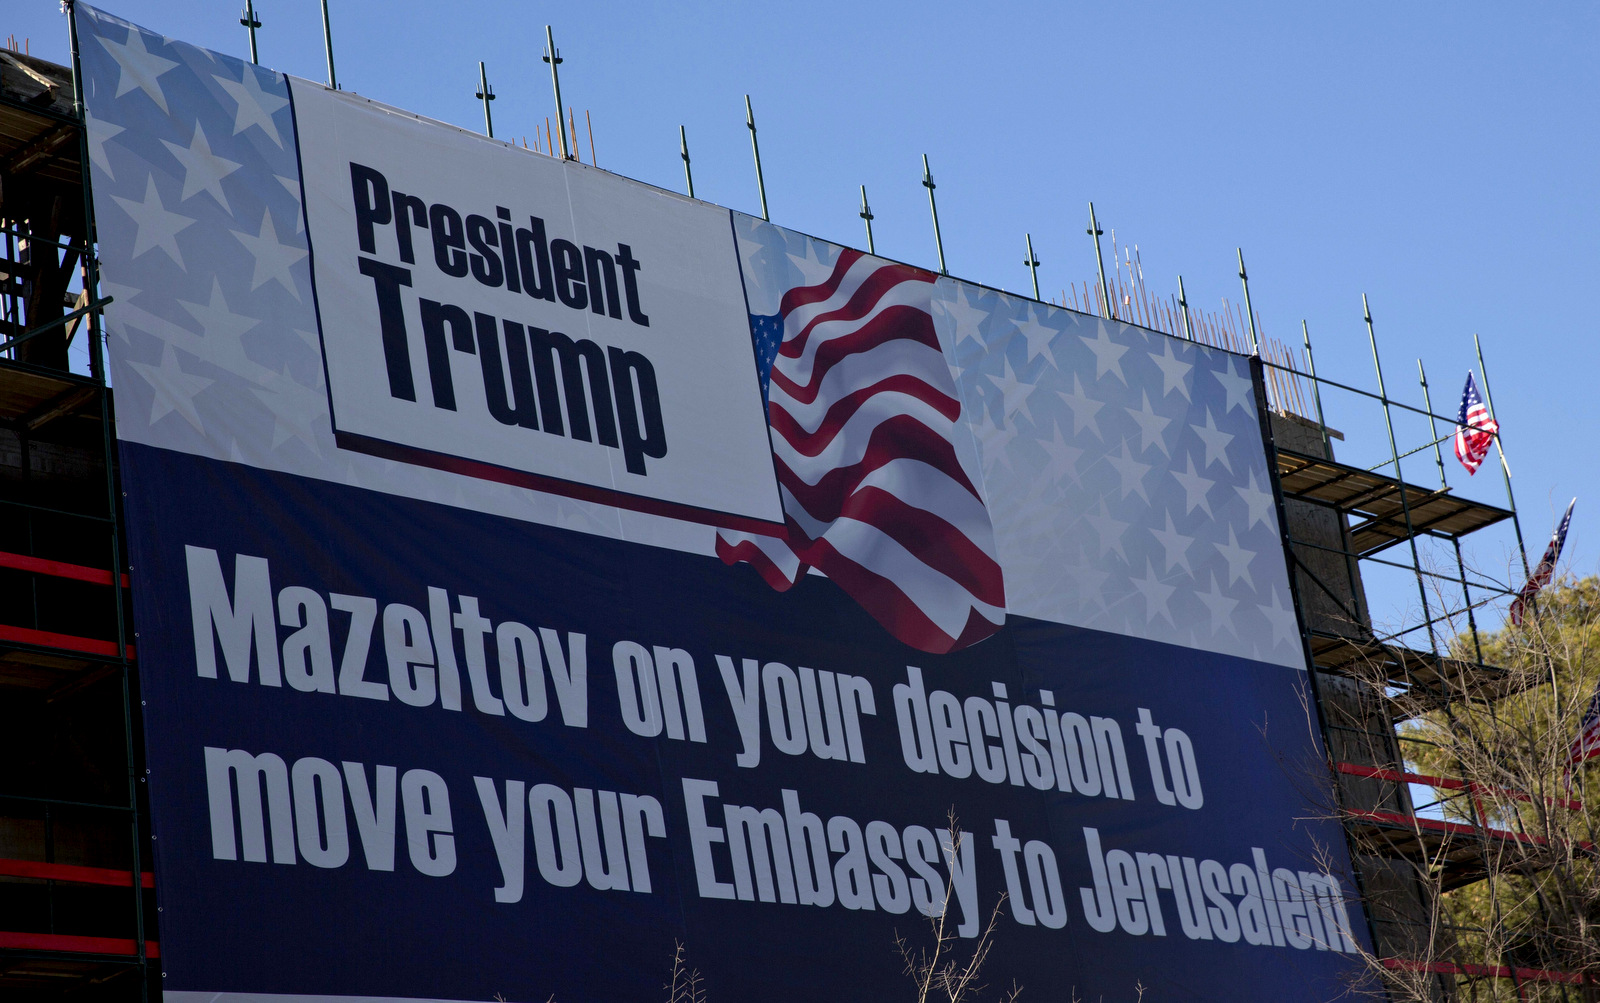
[1453,374,1498,476]
[717,249,1005,654]
[1511,498,1575,628]
[1570,712,1600,766]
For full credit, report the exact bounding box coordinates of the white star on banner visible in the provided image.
[162,122,243,212]
[1191,408,1235,472]
[980,419,1020,472]
[1170,454,1215,516]
[83,108,125,181]
[988,357,1037,425]
[792,237,838,290]
[233,209,307,298]
[128,343,211,431]
[112,175,194,268]
[1080,324,1130,384]
[1131,559,1177,626]
[176,278,262,373]
[936,288,993,353]
[1215,525,1256,588]
[97,26,178,112]
[215,65,289,146]
[1149,339,1193,401]
[1106,441,1152,502]
[1212,362,1255,416]
[1150,512,1196,576]
[251,367,328,449]
[1235,469,1276,531]
[1019,318,1059,366]
[1086,499,1130,563]
[1057,373,1104,439]
[1257,591,1300,649]
[1125,390,1172,456]
[1066,559,1112,612]
[1037,425,1083,485]
[1196,572,1240,637]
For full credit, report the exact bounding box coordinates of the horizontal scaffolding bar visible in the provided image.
[0,931,158,958]
[1382,957,1592,986]
[1334,762,1581,811]
[1259,355,1462,426]
[0,857,153,888]
[0,792,133,813]
[0,550,127,587]
[0,624,132,659]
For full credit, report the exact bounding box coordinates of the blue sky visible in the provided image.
[15,1,1597,640]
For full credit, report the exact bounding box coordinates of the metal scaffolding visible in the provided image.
[0,35,153,1001]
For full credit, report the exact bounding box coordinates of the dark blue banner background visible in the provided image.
[122,442,1364,1002]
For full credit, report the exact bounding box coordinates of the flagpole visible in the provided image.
[1087,203,1109,319]
[747,96,768,221]
[1177,275,1194,340]
[1419,359,1483,664]
[1474,333,1530,579]
[679,126,694,198]
[1366,294,1437,652]
[1301,321,1330,459]
[240,0,261,64]
[475,62,495,138]
[859,186,874,254]
[922,155,945,275]
[319,0,336,89]
[543,28,569,159]
[1024,233,1041,300]
[1237,248,1260,355]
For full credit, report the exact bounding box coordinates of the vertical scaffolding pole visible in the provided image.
[475,62,495,138]
[1023,233,1041,300]
[1301,319,1363,610]
[746,96,768,221]
[66,2,102,383]
[1301,321,1331,460]
[1087,202,1109,319]
[319,0,336,89]
[1419,359,1484,664]
[1474,333,1530,579]
[1237,247,1260,354]
[1365,294,1437,653]
[1177,275,1194,340]
[679,127,694,198]
[543,27,569,159]
[922,155,945,275]
[240,0,261,64]
[68,8,146,998]
[859,186,874,254]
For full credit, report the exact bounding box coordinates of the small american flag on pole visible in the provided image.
[1453,371,1499,475]
[1510,498,1575,628]
[1569,680,1600,767]
[717,249,1006,653]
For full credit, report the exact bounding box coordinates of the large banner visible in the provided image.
[79,6,1367,1000]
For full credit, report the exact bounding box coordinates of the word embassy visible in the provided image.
[349,162,667,475]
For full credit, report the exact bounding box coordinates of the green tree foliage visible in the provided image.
[1396,576,1600,996]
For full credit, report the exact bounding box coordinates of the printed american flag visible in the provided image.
[716,249,1006,654]
[1510,498,1576,627]
[1453,371,1499,475]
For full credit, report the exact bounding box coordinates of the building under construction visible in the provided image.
[0,30,1568,1003]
